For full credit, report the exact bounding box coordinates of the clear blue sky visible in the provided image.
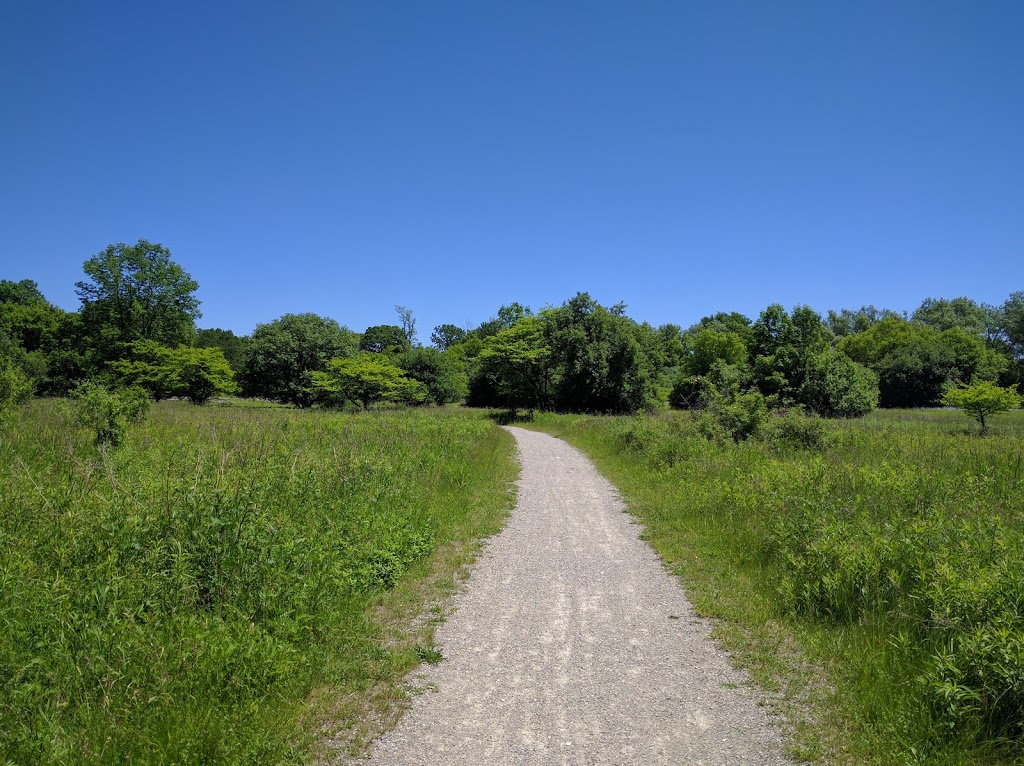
[2,1,1021,338]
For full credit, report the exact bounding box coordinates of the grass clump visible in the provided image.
[526,408,1024,765]
[0,401,515,765]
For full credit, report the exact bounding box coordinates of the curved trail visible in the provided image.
[363,426,790,765]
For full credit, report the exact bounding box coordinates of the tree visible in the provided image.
[799,350,879,417]
[546,293,656,413]
[195,328,248,373]
[688,311,753,347]
[942,381,1022,434]
[0,279,48,306]
[912,297,992,337]
[111,341,238,404]
[312,354,427,408]
[76,240,201,362]
[472,316,553,411]
[875,340,957,408]
[430,324,467,351]
[396,347,468,404]
[359,325,409,354]
[395,305,418,347]
[687,330,747,376]
[826,306,901,337]
[240,314,357,407]
[749,304,829,402]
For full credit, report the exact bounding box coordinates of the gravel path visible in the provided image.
[363,426,791,765]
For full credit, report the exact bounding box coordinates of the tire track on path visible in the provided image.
[361,426,791,765]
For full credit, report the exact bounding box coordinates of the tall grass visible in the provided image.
[527,408,1024,765]
[0,401,515,765]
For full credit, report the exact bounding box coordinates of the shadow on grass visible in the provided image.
[487,408,537,426]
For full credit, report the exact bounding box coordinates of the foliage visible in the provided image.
[749,304,830,402]
[0,355,32,420]
[430,323,467,350]
[0,402,515,765]
[472,316,552,410]
[695,389,769,442]
[75,240,201,363]
[545,292,657,413]
[396,346,468,404]
[942,381,1022,434]
[72,381,151,446]
[110,341,238,404]
[312,354,427,408]
[240,313,357,407]
[912,296,993,336]
[686,329,746,376]
[395,304,417,347]
[359,324,409,354]
[687,311,754,347]
[0,279,48,306]
[799,349,879,417]
[826,305,901,337]
[195,328,248,373]
[669,359,748,410]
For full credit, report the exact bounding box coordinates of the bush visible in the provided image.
[697,390,769,442]
[0,355,32,420]
[763,408,828,449]
[72,381,151,446]
[799,349,879,417]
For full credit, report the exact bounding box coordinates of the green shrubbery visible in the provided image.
[72,380,151,445]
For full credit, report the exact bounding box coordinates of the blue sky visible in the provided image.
[1,1,1021,339]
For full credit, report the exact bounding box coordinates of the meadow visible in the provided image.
[0,401,516,765]
[526,408,1024,766]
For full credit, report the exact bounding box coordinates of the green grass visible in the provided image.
[0,400,516,765]
[524,407,1024,766]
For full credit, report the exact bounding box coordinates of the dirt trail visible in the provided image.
[361,426,790,765]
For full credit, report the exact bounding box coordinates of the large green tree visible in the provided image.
[240,313,357,407]
[396,347,468,405]
[546,293,657,414]
[75,240,201,363]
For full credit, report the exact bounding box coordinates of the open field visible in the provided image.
[525,408,1024,766]
[0,401,516,765]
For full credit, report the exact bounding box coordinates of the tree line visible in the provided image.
[2,239,1023,421]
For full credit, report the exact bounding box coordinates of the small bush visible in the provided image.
[0,356,32,421]
[72,381,151,446]
[763,408,828,449]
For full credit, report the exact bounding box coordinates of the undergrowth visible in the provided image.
[0,401,515,765]
[526,408,1024,766]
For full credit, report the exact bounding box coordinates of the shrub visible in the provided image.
[0,355,32,421]
[763,408,828,449]
[942,381,1022,434]
[799,349,879,417]
[72,381,151,446]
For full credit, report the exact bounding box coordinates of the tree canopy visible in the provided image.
[75,240,201,362]
[240,313,357,407]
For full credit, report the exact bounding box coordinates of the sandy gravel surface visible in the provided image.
[362,426,791,765]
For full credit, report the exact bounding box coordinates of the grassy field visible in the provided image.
[0,401,516,765]
[525,408,1024,766]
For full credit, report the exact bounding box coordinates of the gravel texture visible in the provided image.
[362,426,791,765]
